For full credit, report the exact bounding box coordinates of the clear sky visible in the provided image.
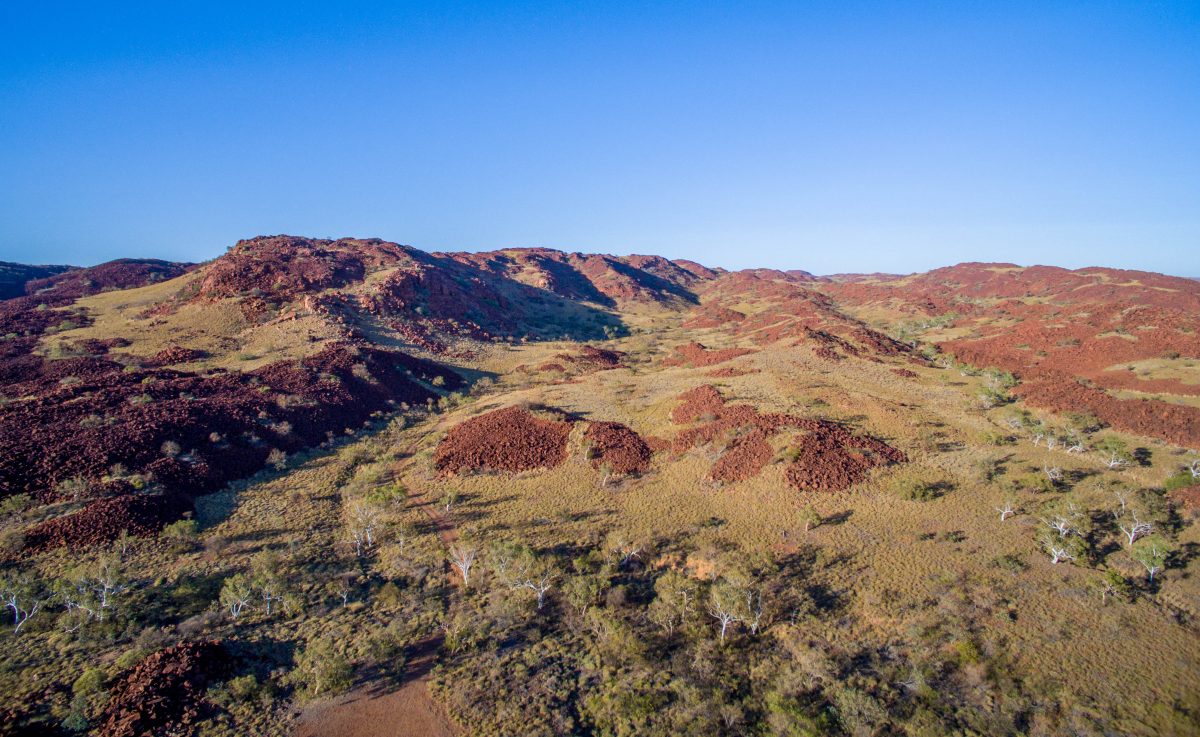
[1,2,1197,275]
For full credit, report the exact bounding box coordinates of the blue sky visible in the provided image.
[1,2,1197,275]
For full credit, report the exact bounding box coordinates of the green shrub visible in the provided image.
[72,667,106,696]
[161,519,198,548]
[1163,470,1198,492]
[291,638,352,697]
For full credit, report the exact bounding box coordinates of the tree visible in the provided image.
[1116,512,1152,549]
[647,570,698,637]
[1041,499,1084,539]
[707,579,744,644]
[0,572,47,633]
[1039,530,1084,565]
[488,540,556,610]
[346,499,381,557]
[442,490,460,514]
[1131,538,1171,583]
[606,531,645,569]
[292,638,352,696]
[448,542,478,587]
[799,505,821,533]
[1093,436,1131,470]
[58,554,129,627]
[563,574,605,617]
[220,573,254,619]
[251,552,287,616]
[995,496,1017,521]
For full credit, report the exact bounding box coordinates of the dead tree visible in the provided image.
[996,497,1017,521]
[707,580,743,644]
[449,542,478,587]
[0,574,46,634]
[346,499,382,557]
[1117,513,1152,549]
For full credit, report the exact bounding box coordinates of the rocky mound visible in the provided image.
[664,342,755,367]
[783,432,906,492]
[0,261,74,300]
[147,346,207,366]
[682,304,745,329]
[709,429,773,483]
[23,494,187,553]
[669,385,905,488]
[584,422,652,476]
[2,342,461,550]
[99,641,230,737]
[198,236,412,303]
[557,346,628,372]
[434,406,572,474]
[1014,374,1200,448]
[24,258,193,300]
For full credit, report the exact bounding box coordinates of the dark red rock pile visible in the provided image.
[783,431,907,492]
[1014,372,1200,448]
[98,641,230,737]
[669,385,906,489]
[891,368,918,378]
[147,346,207,365]
[23,494,187,553]
[434,406,572,474]
[584,422,652,476]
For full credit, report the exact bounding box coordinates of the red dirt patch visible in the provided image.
[664,342,754,368]
[891,368,918,378]
[99,640,230,737]
[584,422,652,476]
[434,406,572,475]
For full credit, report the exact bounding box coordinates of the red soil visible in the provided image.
[538,362,566,372]
[434,406,572,475]
[891,368,918,378]
[584,422,652,475]
[99,641,230,737]
[663,342,754,368]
